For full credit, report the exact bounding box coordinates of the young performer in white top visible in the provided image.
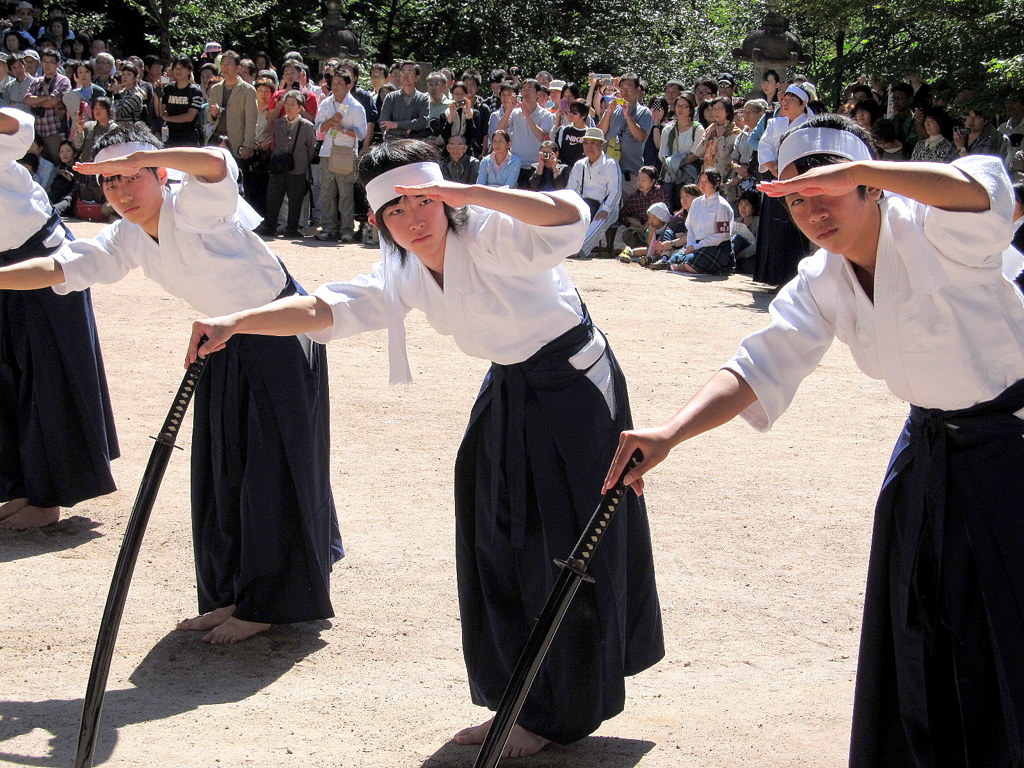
[605,114,1024,766]
[187,139,664,758]
[0,107,119,530]
[0,122,342,644]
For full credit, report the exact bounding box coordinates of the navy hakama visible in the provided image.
[190,330,343,624]
[752,194,811,286]
[0,212,118,507]
[454,317,665,745]
[850,379,1024,767]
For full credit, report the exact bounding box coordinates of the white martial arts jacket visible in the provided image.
[725,156,1024,430]
[0,107,57,251]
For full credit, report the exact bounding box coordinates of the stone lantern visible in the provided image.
[733,11,812,99]
[305,0,365,66]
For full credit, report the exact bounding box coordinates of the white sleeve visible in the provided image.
[52,222,139,293]
[314,98,333,132]
[568,160,584,195]
[599,160,622,216]
[308,259,397,344]
[920,155,1015,264]
[721,256,837,431]
[757,119,782,173]
[0,107,34,164]
[173,147,241,231]
[468,190,591,274]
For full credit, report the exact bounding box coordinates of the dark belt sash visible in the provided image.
[485,309,598,550]
[1,209,69,267]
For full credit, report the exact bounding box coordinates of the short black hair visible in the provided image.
[891,82,914,98]
[706,95,734,121]
[171,55,194,72]
[18,152,39,172]
[782,113,878,200]
[738,189,761,216]
[93,123,165,184]
[701,168,722,188]
[337,58,360,80]
[489,68,506,84]
[358,139,467,263]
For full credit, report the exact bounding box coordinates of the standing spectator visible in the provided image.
[109,62,147,125]
[92,52,114,91]
[244,77,276,217]
[21,49,40,78]
[853,98,884,134]
[954,106,1009,162]
[423,70,450,148]
[161,55,204,148]
[23,47,68,161]
[552,98,590,168]
[693,95,742,199]
[433,81,485,157]
[2,52,36,113]
[3,30,27,55]
[378,60,429,140]
[567,127,621,257]
[333,59,377,156]
[664,79,684,114]
[525,139,568,191]
[889,83,917,150]
[314,71,366,243]
[254,51,275,75]
[368,62,388,96]
[483,69,505,114]
[911,106,955,163]
[998,92,1024,163]
[461,69,490,139]
[477,128,520,186]
[206,50,257,177]
[761,69,781,106]
[14,1,42,43]
[267,60,317,123]
[263,91,316,238]
[72,59,105,109]
[486,82,516,142]
[497,78,554,186]
[598,72,652,197]
[659,90,704,207]
[141,54,165,135]
[717,73,736,99]
[441,134,479,184]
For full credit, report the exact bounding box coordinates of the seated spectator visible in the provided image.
[731,189,760,272]
[16,150,41,184]
[525,139,568,191]
[433,81,485,156]
[567,126,621,258]
[440,134,479,184]
[92,51,114,90]
[953,106,1009,162]
[26,133,54,188]
[0,53,10,92]
[666,169,734,275]
[261,90,316,239]
[619,165,667,247]
[617,201,671,264]
[478,128,520,186]
[47,138,77,215]
[647,182,705,269]
[873,118,908,160]
[552,98,590,167]
[911,106,955,163]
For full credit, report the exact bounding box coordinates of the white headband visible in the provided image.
[365,162,444,213]
[93,141,159,166]
[785,83,810,102]
[777,127,874,176]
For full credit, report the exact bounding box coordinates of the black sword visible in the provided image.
[74,352,210,768]
[472,449,644,768]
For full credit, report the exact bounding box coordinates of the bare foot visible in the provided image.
[0,505,59,529]
[0,498,29,520]
[201,616,272,644]
[453,718,550,758]
[176,604,235,632]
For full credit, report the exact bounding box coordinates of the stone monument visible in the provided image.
[733,10,812,99]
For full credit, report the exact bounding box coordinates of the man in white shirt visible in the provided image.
[998,92,1024,165]
[315,71,367,243]
[567,127,622,257]
[497,78,554,187]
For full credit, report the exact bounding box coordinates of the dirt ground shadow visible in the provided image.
[421,735,655,767]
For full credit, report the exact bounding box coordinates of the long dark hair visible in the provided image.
[358,139,468,262]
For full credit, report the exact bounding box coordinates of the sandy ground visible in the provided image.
[0,222,903,768]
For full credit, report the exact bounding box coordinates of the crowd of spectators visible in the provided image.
[2,3,1023,281]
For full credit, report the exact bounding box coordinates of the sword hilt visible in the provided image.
[556,449,642,577]
[154,343,210,446]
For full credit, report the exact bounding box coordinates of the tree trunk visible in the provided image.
[833,30,846,110]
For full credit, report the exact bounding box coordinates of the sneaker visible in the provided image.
[339,232,355,244]
[616,247,633,263]
[649,261,670,270]
[637,254,652,267]
[282,227,304,238]
[315,230,339,241]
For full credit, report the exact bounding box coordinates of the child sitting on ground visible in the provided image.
[617,201,671,264]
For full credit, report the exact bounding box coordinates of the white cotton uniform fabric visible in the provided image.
[0,107,58,251]
[757,111,810,174]
[685,192,735,250]
[724,156,1024,431]
[308,190,617,410]
[53,148,288,317]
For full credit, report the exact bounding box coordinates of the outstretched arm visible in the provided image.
[393,180,581,226]
[760,160,990,212]
[602,369,757,494]
[0,257,66,290]
[75,147,229,184]
[185,294,334,366]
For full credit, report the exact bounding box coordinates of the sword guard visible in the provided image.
[554,557,595,582]
[149,435,183,450]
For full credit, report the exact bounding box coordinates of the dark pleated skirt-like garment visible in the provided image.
[190,333,343,625]
[454,320,665,746]
[752,193,811,286]
[0,215,118,508]
[850,379,1024,768]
